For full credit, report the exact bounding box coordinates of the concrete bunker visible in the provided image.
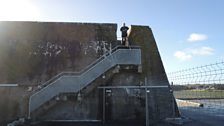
[0,21,179,125]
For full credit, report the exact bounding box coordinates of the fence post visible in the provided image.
[102,88,105,124]
[145,77,149,126]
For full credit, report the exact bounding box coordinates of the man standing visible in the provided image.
[120,23,129,46]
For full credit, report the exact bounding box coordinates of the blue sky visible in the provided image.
[0,0,224,72]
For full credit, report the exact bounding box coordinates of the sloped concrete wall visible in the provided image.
[128,25,168,83]
[128,25,180,121]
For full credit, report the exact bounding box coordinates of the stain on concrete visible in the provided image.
[0,22,179,124]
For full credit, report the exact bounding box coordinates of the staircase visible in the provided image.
[29,46,141,117]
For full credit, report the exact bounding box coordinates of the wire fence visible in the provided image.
[167,61,224,117]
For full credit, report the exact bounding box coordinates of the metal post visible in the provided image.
[171,90,175,117]
[28,97,31,119]
[145,78,149,126]
[103,88,105,124]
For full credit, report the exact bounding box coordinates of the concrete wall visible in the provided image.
[0,86,28,124]
[128,26,180,121]
[128,25,168,83]
[0,21,117,85]
[0,22,179,124]
[107,71,145,122]
[0,21,117,124]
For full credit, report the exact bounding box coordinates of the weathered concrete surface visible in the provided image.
[128,25,168,83]
[0,21,117,84]
[128,26,180,121]
[0,21,117,124]
[0,22,179,124]
[103,70,145,122]
[0,86,29,124]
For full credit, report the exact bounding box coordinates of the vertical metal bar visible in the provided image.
[103,88,105,124]
[28,97,31,119]
[145,77,149,126]
[171,90,175,117]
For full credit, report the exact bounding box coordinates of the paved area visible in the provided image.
[18,105,224,126]
[180,107,224,126]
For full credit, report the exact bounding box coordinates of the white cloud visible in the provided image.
[174,51,192,61]
[174,46,214,61]
[187,47,214,56]
[187,33,208,42]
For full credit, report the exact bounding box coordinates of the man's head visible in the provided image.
[123,23,125,26]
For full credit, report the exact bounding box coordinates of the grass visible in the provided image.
[174,90,224,99]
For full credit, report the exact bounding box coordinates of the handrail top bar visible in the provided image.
[98,85,169,89]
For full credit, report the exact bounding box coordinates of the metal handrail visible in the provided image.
[29,45,141,116]
[34,45,140,91]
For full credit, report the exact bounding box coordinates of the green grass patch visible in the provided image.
[174,90,224,99]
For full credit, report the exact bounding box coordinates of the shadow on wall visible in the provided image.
[0,86,28,125]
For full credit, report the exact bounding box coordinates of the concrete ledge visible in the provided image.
[165,117,183,125]
[0,84,18,87]
[176,99,204,107]
[46,120,101,122]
